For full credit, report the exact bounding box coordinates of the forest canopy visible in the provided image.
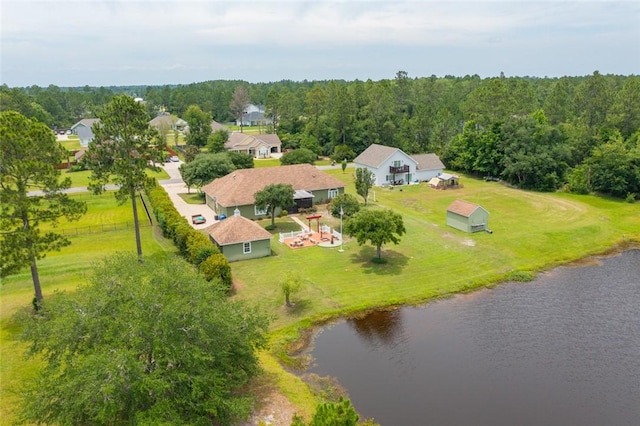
[2,71,639,198]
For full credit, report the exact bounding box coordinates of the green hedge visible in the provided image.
[148,184,232,292]
[199,253,232,289]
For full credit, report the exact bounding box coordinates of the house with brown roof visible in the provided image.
[208,211,273,261]
[224,133,281,158]
[353,143,445,186]
[446,200,489,233]
[201,164,345,220]
[211,120,228,132]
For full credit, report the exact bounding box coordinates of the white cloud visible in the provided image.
[1,0,638,86]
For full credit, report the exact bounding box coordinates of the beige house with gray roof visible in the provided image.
[149,113,187,131]
[353,143,445,186]
[224,133,281,158]
[201,164,344,220]
[208,213,272,261]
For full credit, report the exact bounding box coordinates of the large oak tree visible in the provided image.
[344,208,405,260]
[17,254,269,425]
[179,153,236,193]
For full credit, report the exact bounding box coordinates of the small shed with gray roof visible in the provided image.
[208,212,273,261]
[446,200,489,233]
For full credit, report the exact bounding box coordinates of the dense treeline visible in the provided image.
[2,71,639,198]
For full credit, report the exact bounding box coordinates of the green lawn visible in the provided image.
[178,192,205,204]
[3,172,639,422]
[58,167,170,188]
[223,173,639,414]
[226,125,264,134]
[254,158,333,168]
[231,172,640,335]
[254,158,281,168]
[166,130,186,147]
[58,136,81,152]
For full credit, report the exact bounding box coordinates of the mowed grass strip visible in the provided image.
[51,167,170,189]
[0,192,174,423]
[178,192,205,204]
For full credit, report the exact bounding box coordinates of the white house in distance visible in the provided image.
[236,104,272,127]
[70,118,100,146]
[353,143,445,186]
[149,113,187,131]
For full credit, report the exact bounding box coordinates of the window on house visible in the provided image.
[385,175,393,182]
[243,242,251,254]
[255,205,268,216]
[393,160,402,167]
[328,188,339,199]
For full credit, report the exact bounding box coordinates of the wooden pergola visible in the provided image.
[306,214,322,233]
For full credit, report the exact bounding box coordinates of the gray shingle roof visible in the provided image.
[202,164,344,207]
[353,144,400,168]
[71,118,100,130]
[411,153,445,171]
[208,215,272,246]
[211,120,228,131]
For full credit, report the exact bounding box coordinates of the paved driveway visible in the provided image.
[158,161,217,230]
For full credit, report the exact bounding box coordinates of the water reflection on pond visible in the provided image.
[308,249,640,426]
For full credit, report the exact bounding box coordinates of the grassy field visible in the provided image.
[223,171,639,415]
[231,171,640,332]
[55,167,170,188]
[0,192,176,423]
[58,135,81,152]
[2,172,639,422]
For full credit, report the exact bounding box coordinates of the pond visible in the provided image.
[307,249,640,425]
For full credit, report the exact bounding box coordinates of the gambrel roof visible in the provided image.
[202,164,344,207]
[208,214,272,246]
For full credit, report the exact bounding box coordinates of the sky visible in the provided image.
[1,0,639,87]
